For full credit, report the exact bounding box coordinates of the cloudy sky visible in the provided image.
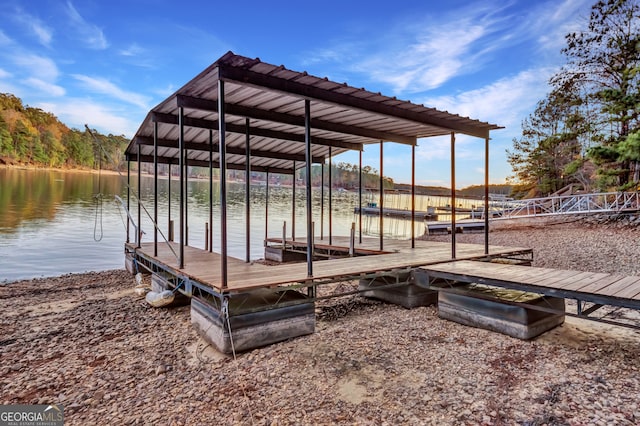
[0,0,594,187]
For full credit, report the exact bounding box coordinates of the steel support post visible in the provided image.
[411,143,416,249]
[379,141,384,251]
[167,162,171,241]
[184,144,188,247]
[359,150,363,244]
[484,136,490,255]
[264,171,269,245]
[328,147,332,245]
[218,81,229,290]
[153,122,158,256]
[320,162,324,240]
[450,132,456,259]
[178,107,185,268]
[292,161,296,241]
[304,100,314,280]
[137,141,141,249]
[126,160,130,243]
[245,118,251,262]
[209,130,213,253]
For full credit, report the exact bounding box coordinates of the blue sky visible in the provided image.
[0,0,594,187]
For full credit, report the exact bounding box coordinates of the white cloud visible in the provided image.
[66,1,108,49]
[119,43,145,57]
[38,99,138,137]
[361,21,491,93]
[72,74,150,110]
[0,30,12,46]
[13,54,59,82]
[22,78,65,97]
[0,68,11,79]
[421,68,554,135]
[529,0,592,51]
[13,8,53,47]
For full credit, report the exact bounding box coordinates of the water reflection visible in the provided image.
[0,168,479,282]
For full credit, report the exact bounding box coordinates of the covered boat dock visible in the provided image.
[124,52,575,353]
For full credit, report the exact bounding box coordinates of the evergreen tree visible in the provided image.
[560,0,640,189]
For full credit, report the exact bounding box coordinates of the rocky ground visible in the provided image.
[2,217,640,425]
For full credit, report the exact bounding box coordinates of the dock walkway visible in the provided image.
[420,260,640,322]
[128,239,532,294]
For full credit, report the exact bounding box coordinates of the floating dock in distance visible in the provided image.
[426,221,485,235]
[354,206,438,221]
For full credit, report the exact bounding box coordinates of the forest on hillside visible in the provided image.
[508,0,640,197]
[0,93,128,170]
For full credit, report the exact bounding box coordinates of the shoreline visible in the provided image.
[2,220,640,424]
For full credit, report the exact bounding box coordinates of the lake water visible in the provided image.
[0,168,476,283]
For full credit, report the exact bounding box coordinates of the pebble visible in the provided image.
[2,223,640,424]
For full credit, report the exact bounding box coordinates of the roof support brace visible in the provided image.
[152,110,363,152]
[216,66,488,139]
[177,94,412,146]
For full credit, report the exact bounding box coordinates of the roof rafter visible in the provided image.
[176,94,416,145]
[134,135,325,163]
[127,154,295,175]
[216,65,491,139]
[151,110,363,151]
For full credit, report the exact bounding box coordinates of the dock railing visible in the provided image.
[488,192,640,220]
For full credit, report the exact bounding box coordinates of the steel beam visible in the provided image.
[176,94,411,145]
[135,135,326,164]
[216,66,488,139]
[151,111,362,152]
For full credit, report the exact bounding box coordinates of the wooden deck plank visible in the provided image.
[574,274,628,294]
[613,277,640,299]
[422,260,640,307]
[602,276,640,298]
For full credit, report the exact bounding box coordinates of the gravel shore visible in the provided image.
[2,219,640,425]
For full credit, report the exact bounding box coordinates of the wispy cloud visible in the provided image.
[13,8,53,47]
[421,68,553,134]
[65,1,108,49]
[22,77,65,97]
[0,68,11,79]
[0,30,13,46]
[13,54,59,82]
[72,74,150,110]
[119,43,145,57]
[528,0,592,51]
[38,99,138,136]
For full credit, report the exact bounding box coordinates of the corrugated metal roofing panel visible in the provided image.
[127,51,502,170]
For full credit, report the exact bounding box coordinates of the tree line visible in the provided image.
[508,0,640,197]
[0,93,128,170]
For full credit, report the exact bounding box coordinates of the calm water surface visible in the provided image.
[0,168,475,283]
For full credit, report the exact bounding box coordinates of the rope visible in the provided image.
[222,297,255,425]
[93,149,104,241]
[84,125,179,262]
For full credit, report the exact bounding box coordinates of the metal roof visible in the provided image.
[126,51,502,174]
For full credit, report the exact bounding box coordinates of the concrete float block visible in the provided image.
[125,252,136,274]
[191,289,315,354]
[438,285,565,340]
[264,246,308,263]
[359,271,438,309]
[150,273,190,307]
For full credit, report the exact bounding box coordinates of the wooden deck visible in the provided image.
[129,238,532,293]
[421,260,640,310]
